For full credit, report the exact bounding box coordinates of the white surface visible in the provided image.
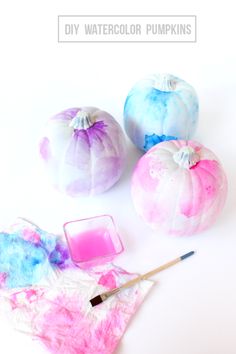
[0,1,236,353]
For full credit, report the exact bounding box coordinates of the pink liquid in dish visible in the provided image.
[68,227,116,263]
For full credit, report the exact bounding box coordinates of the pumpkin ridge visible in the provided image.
[131,88,170,147]
[88,124,118,158]
[169,168,188,235]
[185,168,194,221]
[171,139,181,149]
[161,91,190,139]
[194,164,223,222]
[57,132,84,194]
[88,120,107,132]
[149,166,180,225]
[99,126,121,157]
[146,89,169,138]
[172,91,193,139]
[169,139,182,151]
[51,107,79,121]
[176,89,198,130]
[93,124,121,160]
[191,167,210,234]
[193,160,220,181]
[194,163,221,202]
[193,162,223,235]
[83,128,93,193]
[148,147,172,159]
[149,140,179,155]
[150,155,174,168]
[68,128,93,194]
[191,169,204,234]
[88,121,123,193]
[179,166,202,220]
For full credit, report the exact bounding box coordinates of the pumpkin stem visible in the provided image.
[173,146,200,169]
[153,73,176,91]
[69,110,96,130]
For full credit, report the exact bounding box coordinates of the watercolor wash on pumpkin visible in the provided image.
[39,107,126,197]
[131,140,227,236]
[124,73,199,151]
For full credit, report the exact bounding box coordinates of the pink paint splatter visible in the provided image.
[22,229,41,243]
[132,156,159,193]
[9,288,45,310]
[36,292,143,354]
[0,272,7,287]
[38,295,88,354]
[98,270,117,290]
[4,267,152,354]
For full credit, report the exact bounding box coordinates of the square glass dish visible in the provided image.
[63,215,124,268]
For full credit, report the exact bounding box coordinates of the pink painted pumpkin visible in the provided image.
[131,140,227,236]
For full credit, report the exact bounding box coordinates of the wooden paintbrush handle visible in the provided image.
[142,257,181,279]
[119,257,181,291]
[90,252,194,306]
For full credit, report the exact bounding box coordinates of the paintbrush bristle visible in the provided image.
[90,295,103,307]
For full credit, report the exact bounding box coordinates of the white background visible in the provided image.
[0,1,236,354]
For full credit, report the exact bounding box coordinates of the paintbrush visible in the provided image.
[90,251,195,307]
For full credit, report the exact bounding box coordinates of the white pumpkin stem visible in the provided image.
[153,73,176,91]
[173,146,200,169]
[69,110,96,130]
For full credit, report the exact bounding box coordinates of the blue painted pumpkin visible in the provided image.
[124,74,199,151]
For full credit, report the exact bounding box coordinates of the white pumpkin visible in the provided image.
[39,107,126,196]
[131,140,227,236]
[124,73,199,151]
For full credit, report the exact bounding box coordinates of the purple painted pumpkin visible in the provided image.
[131,140,227,236]
[39,107,126,196]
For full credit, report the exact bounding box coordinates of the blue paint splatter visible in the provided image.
[144,133,177,151]
[0,223,71,289]
[0,232,49,288]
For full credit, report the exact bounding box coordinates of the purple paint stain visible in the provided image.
[73,121,107,147]
[66,179,91,196]
[65,120,108,169]
[51,108,80,121]
[48,243,70,269]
